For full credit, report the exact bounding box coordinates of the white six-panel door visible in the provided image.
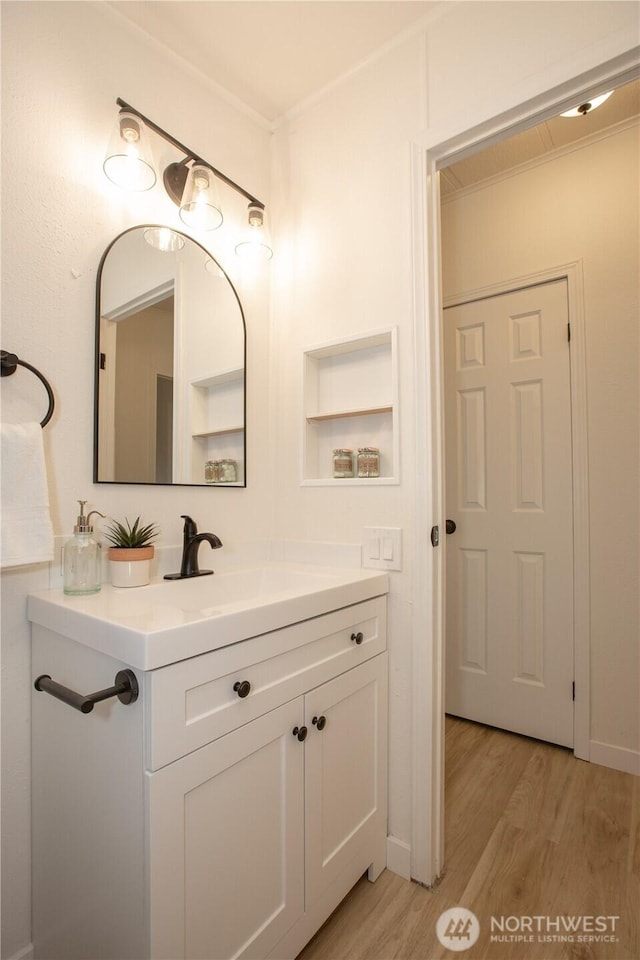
[444,280,574,747]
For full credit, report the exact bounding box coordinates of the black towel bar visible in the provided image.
[34,670,139,714]
[1,349,55,427]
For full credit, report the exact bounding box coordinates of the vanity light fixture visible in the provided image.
[104,99,269,252]
[561,90,614,117]
[178,163,223,231]
[235,202,273,261]
[103,110,157,191]
[143,227,185,252]
[204,258,226,279]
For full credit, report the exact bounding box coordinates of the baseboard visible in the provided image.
[385,835,411,880]
[590,739,640,775]
[7,944,34,960]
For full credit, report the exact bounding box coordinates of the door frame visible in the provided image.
[443,267,589,756]
[409,50,640,886]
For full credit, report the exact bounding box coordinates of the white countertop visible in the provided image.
[28,562,389,670]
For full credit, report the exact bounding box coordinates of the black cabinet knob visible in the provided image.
[312,715,327,731]
[446,519,457,535]
[233,680,251,699]
[292,725,307,742]
[351,632,364,645]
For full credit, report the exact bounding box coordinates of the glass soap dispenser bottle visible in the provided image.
[63,500,104,596]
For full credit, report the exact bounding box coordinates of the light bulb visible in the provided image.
[143,228,185,252]
[103,110,156,191]
[179,163,223,231]
[120,116,140,143]
[235,202,273,261]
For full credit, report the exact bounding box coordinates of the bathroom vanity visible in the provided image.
[29,564,389,960]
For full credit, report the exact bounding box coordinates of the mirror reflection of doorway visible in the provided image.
[155,374,174,483]
[110,293,174,483]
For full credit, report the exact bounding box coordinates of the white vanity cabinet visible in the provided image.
[148,696,305,960]
[31,593,388,960]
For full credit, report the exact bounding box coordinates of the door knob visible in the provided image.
[351,632,364,645]
[446,519,457,535]
[292,725,307,741]
[312,715,327,730]
[233,680,251,698]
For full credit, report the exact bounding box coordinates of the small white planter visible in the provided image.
[108,546,154,588]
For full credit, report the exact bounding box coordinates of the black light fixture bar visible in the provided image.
[116,97,264,209]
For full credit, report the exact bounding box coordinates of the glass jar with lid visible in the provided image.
[357,447,380,478]
[204,460,220,484]
[219,458,238,483]
[332,448,354,478]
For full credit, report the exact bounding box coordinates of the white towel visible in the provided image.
[1,422,54,568]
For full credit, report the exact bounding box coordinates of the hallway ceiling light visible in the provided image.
[561,90,614,117]
[104,99,269,252]
[235,202,273,261]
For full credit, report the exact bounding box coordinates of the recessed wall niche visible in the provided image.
[302,328,399,485]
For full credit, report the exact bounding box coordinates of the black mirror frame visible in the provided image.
[93,225,247,487]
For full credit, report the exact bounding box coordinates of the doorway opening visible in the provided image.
[438,74,639,751]
[411,58,640,887]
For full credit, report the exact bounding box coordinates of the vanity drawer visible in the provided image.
[146,596,386,770]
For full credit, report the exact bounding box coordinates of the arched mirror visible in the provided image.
[94,226,246,486]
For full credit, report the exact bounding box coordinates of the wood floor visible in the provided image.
[298,716,639,960]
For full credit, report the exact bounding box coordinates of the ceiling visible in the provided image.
[441,78,640,197]
[107,0,440,123]
[107,2,638,183]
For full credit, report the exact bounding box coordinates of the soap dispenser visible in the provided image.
[63,500,105,596]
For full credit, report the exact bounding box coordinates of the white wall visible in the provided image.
[440,124,640,757]
[1,4,272,956]
[271,37,425,852]
[271,0,639,871]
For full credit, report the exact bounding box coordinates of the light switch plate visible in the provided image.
[362,527,402,571]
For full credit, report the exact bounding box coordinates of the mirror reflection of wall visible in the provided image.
[95,227,246,486]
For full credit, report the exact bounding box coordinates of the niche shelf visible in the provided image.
[189,368,244,484]
[302,328,399,485]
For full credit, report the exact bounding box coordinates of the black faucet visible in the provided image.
[164,515,223,580]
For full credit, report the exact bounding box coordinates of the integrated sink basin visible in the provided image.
[153,564,347,610]
[28,562,389,670]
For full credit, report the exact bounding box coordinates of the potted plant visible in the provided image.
[104,516,159,588]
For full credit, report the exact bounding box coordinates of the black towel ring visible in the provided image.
[1,350,55,428]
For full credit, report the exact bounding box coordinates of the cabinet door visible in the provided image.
[147,698,305,960]
[304,654,388,904]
